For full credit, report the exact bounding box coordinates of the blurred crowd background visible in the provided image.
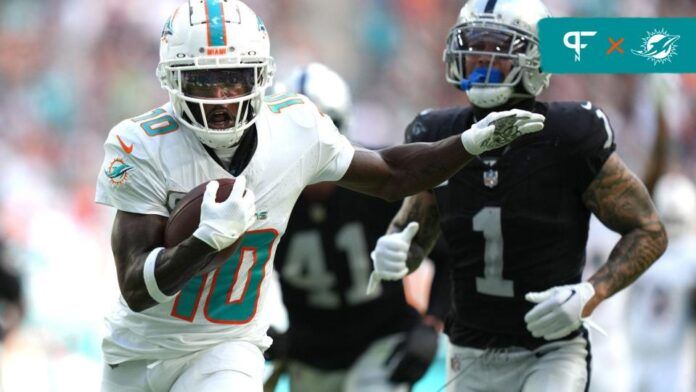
[0,0,694,391]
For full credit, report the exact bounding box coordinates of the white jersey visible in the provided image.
[95,95,354,365]
[626,235,696,355]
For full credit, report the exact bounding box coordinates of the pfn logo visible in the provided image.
[563,31,597,62]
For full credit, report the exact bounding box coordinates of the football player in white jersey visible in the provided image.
[94,1,545,391]
[626,173,696,392]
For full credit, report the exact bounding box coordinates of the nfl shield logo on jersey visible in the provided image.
[482,159,499,188]
[483,169,499,188]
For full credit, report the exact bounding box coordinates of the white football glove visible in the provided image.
[193,176,257,251]
[461,109,545,155]
[524,282,596,341]
[366,222,419,295]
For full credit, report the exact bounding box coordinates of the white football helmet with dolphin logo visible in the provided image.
[444,0,551,108]
[157,0,275,148]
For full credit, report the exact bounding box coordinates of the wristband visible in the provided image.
[143,247,177,303]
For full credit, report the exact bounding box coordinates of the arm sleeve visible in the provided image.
[94,128,169,217]
[307,109,355,184]
[569,103,617,192]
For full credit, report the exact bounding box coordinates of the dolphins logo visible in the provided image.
[632,29,680,65]
[105,157,134,186]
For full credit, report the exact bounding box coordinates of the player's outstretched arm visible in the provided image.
[581,153,668,316]
[340,137,473,202]
[111,212,218,312]
[339,109,545,201]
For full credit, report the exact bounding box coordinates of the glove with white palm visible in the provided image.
[193,176,257,251]
[524,282,596,341]
[461,109,545,155]
[366,222,420,295]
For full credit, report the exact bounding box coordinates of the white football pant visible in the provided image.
[101,340,264,392]
[445,334,590,392]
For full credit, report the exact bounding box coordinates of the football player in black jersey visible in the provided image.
[368,1,668,391]
[268,63,441,391]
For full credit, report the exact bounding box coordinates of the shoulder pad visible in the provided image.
[127,107,181,138]
[545,101,616,152]
[405,107,470,143]
[106,106,181,160]
[105,119,149,160]
[264,92,320,129]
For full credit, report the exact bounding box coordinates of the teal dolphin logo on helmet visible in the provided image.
[161,6,179,43]
[257,15,267,33]
[162,17,174,39]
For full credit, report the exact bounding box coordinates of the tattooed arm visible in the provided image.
[388,191,441,272]
[581,153,668,317]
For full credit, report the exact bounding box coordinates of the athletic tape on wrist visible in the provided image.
[143,247,177,303]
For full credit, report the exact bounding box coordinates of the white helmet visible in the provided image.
[284,63,352,133]
[157,0,275,148]
[653,173,696,239]
[444,0,551,108]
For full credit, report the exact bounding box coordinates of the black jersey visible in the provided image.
[274,185,421,370]
[406,101,616,349]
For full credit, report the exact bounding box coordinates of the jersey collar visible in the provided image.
[204,125,258,176]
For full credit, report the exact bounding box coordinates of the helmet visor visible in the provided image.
[182,69,256,99]
[450,26,529,56]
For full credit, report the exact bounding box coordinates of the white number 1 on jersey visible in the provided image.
[473,207,514,297]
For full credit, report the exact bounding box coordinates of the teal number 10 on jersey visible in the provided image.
[171,230,278,324]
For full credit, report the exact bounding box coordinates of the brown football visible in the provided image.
[164,178,242,268]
